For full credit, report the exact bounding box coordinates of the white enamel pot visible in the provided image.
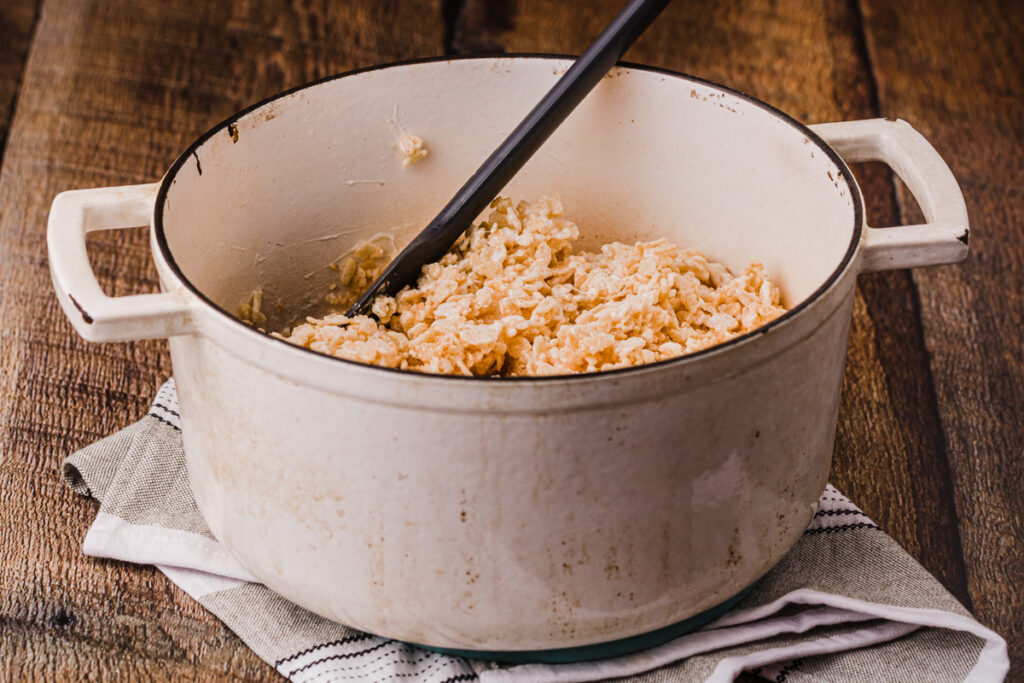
[48,57,968,655]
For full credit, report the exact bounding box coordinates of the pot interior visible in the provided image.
[158,57,859,335]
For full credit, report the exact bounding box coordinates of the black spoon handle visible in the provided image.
[346,0,672,317]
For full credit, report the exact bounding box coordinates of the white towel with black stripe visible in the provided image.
[62,379,1009,683]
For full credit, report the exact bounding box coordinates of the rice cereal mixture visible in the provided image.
[278,196,787,376]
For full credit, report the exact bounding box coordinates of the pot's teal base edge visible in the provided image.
[411,584,755,664]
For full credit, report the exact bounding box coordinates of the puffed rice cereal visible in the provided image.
[277,196,787,376]
[396,134,428,166]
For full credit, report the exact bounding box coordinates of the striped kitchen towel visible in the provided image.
[62,379,1008,682]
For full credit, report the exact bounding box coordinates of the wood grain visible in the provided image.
[0,2,37,154]
[1,0,1020,678]
[450,0,974,606]
[0,0,443,679]
[859,0,1024,668]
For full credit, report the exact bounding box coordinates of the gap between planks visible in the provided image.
[848,0,974,612]
[0,2,42,175]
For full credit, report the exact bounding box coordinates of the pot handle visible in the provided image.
[48,183,196,342]
[809,118,969,272]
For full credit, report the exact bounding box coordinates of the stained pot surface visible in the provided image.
[148,58,863,649]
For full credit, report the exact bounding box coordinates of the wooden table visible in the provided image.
[1,0,1020,678]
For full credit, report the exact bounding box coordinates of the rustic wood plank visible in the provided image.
[0,0,444,679]
[0,2,38,157]
[859,0,1024,668]
[450,0,973,602]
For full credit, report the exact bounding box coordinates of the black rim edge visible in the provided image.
[153,54,864,384]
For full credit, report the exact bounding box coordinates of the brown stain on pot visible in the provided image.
[258,103,281,123]
[726,527,741,567]
[67,294,92,324]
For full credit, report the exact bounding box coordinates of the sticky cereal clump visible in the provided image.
[396,134,427,166]
[280,196,786,376]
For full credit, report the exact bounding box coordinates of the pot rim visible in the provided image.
[153,54,864,383]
